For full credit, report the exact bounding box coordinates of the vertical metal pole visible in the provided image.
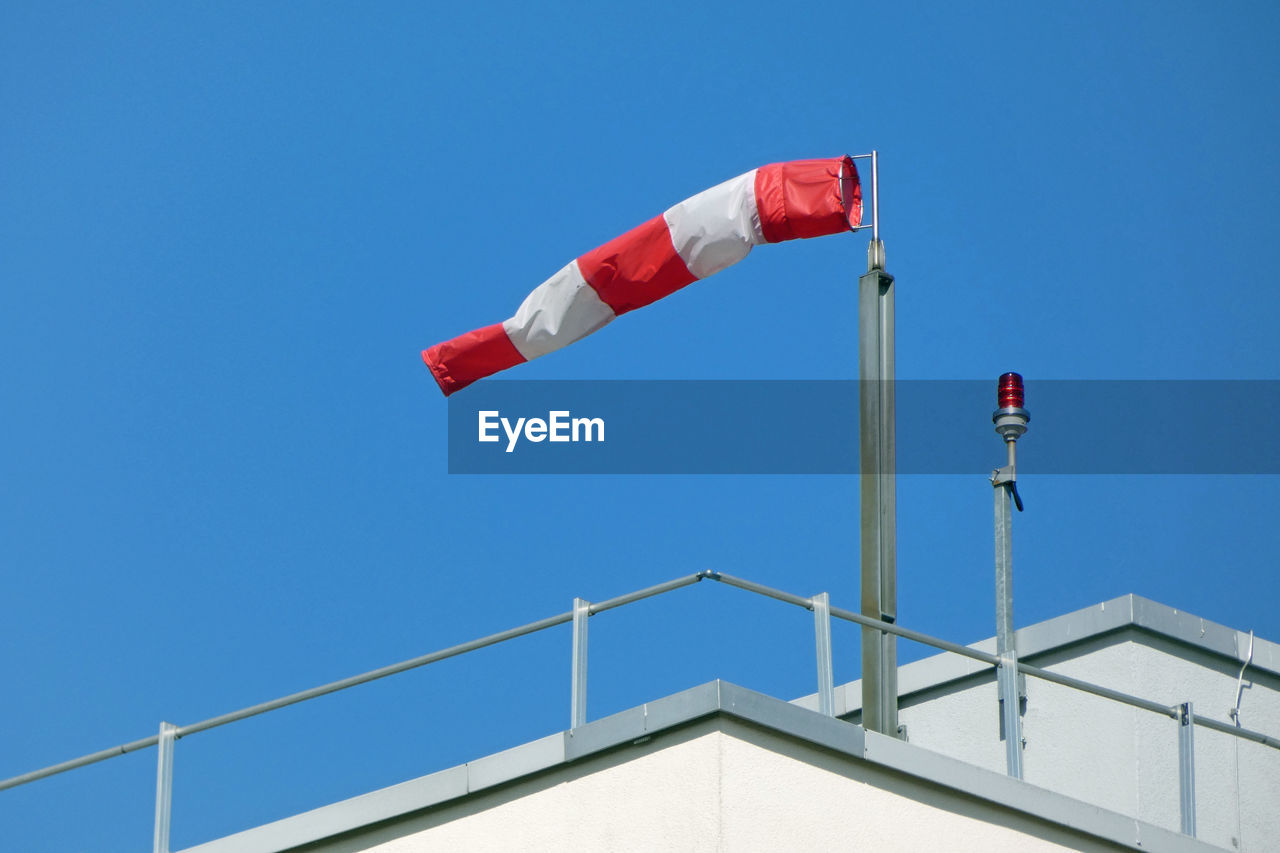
[1178,701,1197,836]
[871,149,880,243]
[152,721,177,853]
[813,592,835,717]
[992,375,1028,778]
[995,442,1024,779]
[859,151,897,736]
[570,598,589,729]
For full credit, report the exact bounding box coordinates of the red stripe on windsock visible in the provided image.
[755,156,861,243]
[422,323,525,396]
[576,215,697,316]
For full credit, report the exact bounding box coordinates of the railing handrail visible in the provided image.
[3,569,1277,797]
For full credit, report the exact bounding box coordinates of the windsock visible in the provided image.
[423,156,861,396]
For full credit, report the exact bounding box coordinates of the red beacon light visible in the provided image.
[997,372,1024,410]
[993,372,1029,442]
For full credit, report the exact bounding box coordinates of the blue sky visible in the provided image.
[3,2,1279,849]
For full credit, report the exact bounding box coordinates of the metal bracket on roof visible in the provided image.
[813,592,836,717]
[152,721,177,853]
[571,598,590,730]
[1178,702,1197,837]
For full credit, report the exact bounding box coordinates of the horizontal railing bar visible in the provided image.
[1191,712,1280,749]
[1,609,577,791]
[177,610,574,738]
[1019,665,1280,745]
[1017,662,1177,718]
[0,734,160,792]
[588,572,707,614]
[683,580,1261,742]
[821,601,1264,731]
[705,571,815,610]
[827,603,1002,666]
[824,601,1178,720]
[5,570,1279,795]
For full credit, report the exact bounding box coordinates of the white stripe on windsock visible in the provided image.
[662,169,764,279]
[502,260,616,361]
[503,171,764,363]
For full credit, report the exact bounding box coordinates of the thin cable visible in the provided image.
[1231,630,1255,723]
[1230,628,1254,849]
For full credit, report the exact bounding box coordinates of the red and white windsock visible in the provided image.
[423,156,862,396]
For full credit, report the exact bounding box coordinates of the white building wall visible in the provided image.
[353,726,722,853]
[716,724,1107,852]
[342,721,1126,853]
[892,630,1280,852]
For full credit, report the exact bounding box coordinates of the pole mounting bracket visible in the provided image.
[991,465,1024,511]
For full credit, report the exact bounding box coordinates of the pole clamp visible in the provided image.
[991,465,1024,511]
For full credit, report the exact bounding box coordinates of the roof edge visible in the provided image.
[178,680,1215,853]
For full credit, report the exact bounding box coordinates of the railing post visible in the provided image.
[152,721,177,853]
[813,593,835,717]
[1178,701,1196,836]
[570,598,590,729]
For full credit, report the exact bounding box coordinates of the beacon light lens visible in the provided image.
[998,372,1024,409]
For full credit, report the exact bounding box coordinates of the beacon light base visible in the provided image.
[993,407,1030,442]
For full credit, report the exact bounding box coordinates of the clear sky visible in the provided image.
[3,2,1279,849]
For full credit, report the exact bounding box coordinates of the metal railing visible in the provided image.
[3,570,1277,851]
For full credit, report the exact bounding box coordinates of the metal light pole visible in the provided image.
[858,150,898,737]
[991,373,1028,777]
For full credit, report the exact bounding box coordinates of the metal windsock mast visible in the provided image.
[992,372,1029,777]
[856,150,899,737]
